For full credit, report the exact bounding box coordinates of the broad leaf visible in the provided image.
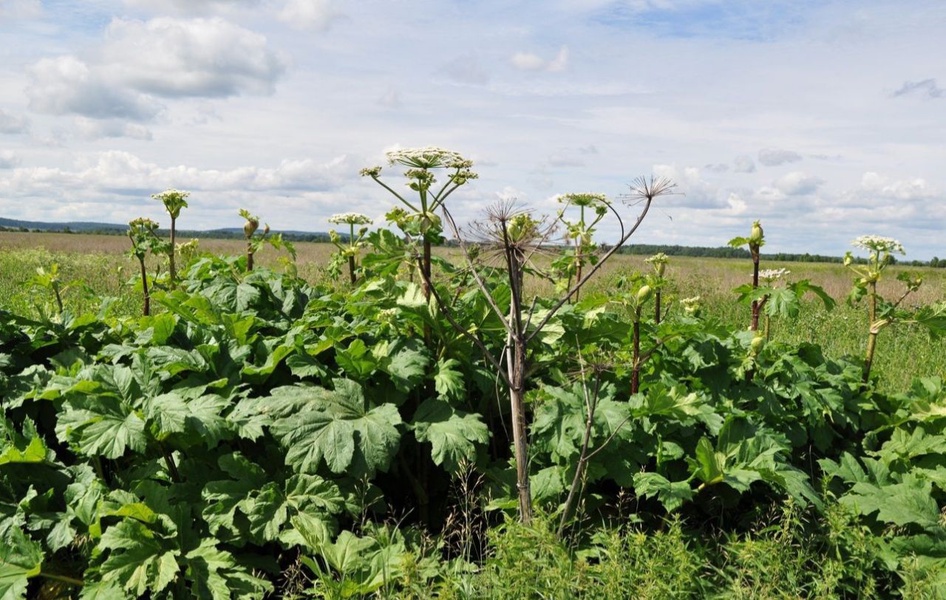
[412,398,489,472]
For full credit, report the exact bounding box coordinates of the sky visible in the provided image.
[0,0,944,259]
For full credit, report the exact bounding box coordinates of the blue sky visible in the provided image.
[0,0,944,259]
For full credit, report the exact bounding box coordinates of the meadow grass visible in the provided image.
[2,231,944,392]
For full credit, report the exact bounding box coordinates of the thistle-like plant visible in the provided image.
[152,189,189,284]
[328,212,373,284]
[127,217,168,316]
[361,147,478,299]
[553,193,608,301]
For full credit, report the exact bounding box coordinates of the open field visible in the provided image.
[3,230,944,393]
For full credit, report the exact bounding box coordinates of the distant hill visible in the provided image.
[0,218,332,242]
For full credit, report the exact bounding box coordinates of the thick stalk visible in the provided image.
[246,242,254,272]
[507,336,532,523]
[347,254,357,285]
[749,245,761,331]
[169,215,177,284]
[631,309,641,394]
[422,239,432,300]
[558,373,599,537]
[654,290,662,324]
[863,281,878,384]
[137,256,150,316]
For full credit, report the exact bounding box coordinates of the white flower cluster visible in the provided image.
[328,212,373,225]
[151,189,190,201]
[759,268,791,282]
[386,146,470,169]
[851,235,904,255]
[558,192,608,206]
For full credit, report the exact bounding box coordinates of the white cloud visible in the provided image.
[26,56,164,120]
[74,117,153,140]
[100,17,287,98]
[758,148,802,166]
[859,171,935,201]
[511,46,569,72]
[0,150,20,169]
[278,0,343,31]
[774,171,822,196]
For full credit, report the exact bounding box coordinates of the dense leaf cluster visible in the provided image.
[1,243,945,597]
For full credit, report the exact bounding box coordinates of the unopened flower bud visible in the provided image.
[749,220,764,246]
[637,285,653,304]
[244,218,259,238]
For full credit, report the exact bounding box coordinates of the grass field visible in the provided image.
[2,230,944,392]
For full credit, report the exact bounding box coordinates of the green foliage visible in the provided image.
[2,220,946,597]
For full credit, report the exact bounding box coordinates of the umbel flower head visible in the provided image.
[328,212,373,226]
[386,147,470,170]
[759,268,791,283]
[851,235,905,255]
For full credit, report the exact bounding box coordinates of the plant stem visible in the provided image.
[138,256,150,316]
[169,215,177,284]
[40,572,84,587]
[631,310,641,395]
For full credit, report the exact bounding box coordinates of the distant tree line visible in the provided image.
[2,225,943,267]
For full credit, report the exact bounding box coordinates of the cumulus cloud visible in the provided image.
[892,78,943,99]
[652,164,724,208]
[26,56,163,120]
[278,0,344,31]
[23,16,286,127]
[733,154,755,173]
[1,150,351,201]
[773,171,823,196]
[704,162,728,173]
[511,46,569,72]
[0,109,30,134]
[758,148,802,166]
[859,171,934,200]
[100,17,287,98]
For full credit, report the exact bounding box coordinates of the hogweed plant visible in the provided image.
[361,147,478,299]
[127,217,169,316]
[553,193,608,302]
[845,235,924,384]
[426,176,674,524]
[28,264,66,318]
[645,252,669,323]
[729,220,766,331]
[152,189,189,284]
[328,212,373,284]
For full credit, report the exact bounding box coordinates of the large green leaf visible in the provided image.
[411,398,489,472]
[0,526,42,600]
[270,380,402,477]
[98,519,180,597]
[56,396,147,459]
